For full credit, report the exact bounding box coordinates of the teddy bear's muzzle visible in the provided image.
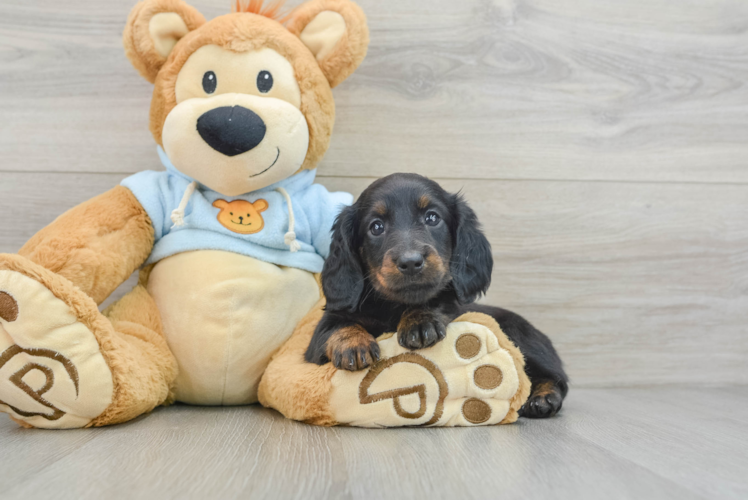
[196,105,267,157]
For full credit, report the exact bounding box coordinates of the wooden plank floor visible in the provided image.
[1,386,746,500]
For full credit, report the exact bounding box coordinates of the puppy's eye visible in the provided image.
[257,71,273,93]
[425,212,441,226]
[202,71,217,94]
[370,220,385,236]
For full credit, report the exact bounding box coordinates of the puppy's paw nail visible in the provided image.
[422,327,436,346]
[371,344,381,362]
[345,354,356,370]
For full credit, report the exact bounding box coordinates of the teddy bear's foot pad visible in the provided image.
[0,269,113,429]
[329,321,522,427]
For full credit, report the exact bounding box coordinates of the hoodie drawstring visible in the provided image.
[171,181,198,228]
[275,187,301,252]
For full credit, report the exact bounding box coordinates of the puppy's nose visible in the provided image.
[197,106,266,157]
[396,252,425,276]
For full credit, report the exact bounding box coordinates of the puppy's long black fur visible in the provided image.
[305,173,568,418]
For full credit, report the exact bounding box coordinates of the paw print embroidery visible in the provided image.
[213,199,268,235]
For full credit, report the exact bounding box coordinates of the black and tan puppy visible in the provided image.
[305,173,568,418]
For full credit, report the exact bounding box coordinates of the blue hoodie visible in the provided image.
[121,147,353,273]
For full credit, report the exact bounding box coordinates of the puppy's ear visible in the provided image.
[450,195,493,304]
[287,0,369,88]
[123,0,206,83]
[322,205,364,312]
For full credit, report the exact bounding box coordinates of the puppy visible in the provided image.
[305,173,568,418]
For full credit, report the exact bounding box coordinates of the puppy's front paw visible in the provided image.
[397,309,448,350]
[326,326,380,371]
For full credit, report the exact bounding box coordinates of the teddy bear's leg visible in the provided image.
[0,254,177,429]
[259,306,532,428]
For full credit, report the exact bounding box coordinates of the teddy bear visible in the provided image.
[0,0,368,429]
[0,0,530,429]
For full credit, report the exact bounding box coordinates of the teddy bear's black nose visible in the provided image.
[197,106,266,157]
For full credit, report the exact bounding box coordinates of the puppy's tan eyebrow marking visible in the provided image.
[373,201,387,216]
[418,195,431,209]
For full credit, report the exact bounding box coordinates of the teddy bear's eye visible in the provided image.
[257,71,273,93]
[230,212,233,216]
[202,71,217,94]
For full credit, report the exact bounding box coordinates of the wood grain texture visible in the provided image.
[1,387,746,499]
[1,0,748,182]
[1,173,746,386]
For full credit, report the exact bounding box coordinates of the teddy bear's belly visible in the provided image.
[146,250,320,405]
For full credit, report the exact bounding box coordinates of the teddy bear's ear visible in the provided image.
[213,199,228,209]
[286,0,369,88]
[123,0,207,83]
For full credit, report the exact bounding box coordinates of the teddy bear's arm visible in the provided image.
[18,186,155,305]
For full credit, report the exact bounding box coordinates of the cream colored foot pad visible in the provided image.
[329,321,521,427]
[0,271,113,429]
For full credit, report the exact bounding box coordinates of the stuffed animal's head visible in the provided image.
[213,198,268,234]
[124,0,369,196]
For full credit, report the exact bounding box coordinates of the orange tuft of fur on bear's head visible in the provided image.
[123,0,369,197]
[232,0,293,23]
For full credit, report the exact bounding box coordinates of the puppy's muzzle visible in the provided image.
[197,105,267,157]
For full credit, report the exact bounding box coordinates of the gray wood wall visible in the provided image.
[1,0,746,387]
